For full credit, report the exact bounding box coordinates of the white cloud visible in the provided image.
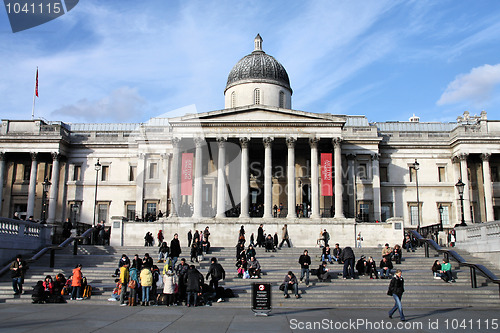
[437,64,500,105]
[51,86,146,122]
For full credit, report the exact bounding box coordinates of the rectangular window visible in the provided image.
[23,163,31,181]
[73,165,82,181]
[97,203,108,223]
[380,166,388,182]
[146,203,157,216]
[129,165,136,182]
[438,167,446,182]
[359,203,370,222]
[69,202,81,224]
[101,165,109,181]
[381,203,392,222]
[126,204,136,221]
[410,205,419,225]
[358,163,367,179]
[149,163,158,179]
[492,166,499,182]
[439,205,450,225]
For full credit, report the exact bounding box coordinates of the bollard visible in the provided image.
[73,239,78,255]
[50,249,55,268]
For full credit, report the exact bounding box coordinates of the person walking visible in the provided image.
[257,224,265,247]
[298,250,311,287]
[356,232,363,248]
[10,255,28,295]
[387,269,405,321]
[279,224,290,248]
[205,257,225,303]
[187,230,193,248]
[169,233,182,268]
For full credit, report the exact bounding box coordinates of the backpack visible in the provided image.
[223,288,234,298]
[213,264,224,280]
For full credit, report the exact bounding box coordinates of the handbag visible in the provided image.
[128,280,136,289]
[279,283,285,291]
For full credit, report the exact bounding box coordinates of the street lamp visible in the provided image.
[413,159,420,232]
[92,159,101,244]
[438,204,444,231]
[455,178,467,226]
[41,178,51,223]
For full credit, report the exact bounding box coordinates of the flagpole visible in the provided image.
[31,67,38,120]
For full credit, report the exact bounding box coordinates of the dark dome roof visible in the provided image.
[225,35,291,93]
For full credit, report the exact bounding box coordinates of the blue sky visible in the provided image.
[1,0,500,124]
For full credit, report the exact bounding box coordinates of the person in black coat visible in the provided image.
[317,261,331,282]
[356,255,367,276]
[205,257,225,302]
[187,230,193,248]
[380,257,394,279]
[236,243,245,260]
[257,224,265,247]
[340,246,355,279]
[265,234,275,252]
[169,233,182,268]
[387,269,405,321]
[298,250,311,286]
[246,245,256,260]
[366,256,379,279]
[184,265,203,307]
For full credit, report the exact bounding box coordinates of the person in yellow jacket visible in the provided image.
[140,266,153,306]
[119,263,129,306]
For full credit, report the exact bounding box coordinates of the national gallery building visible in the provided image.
[0,35,499,246]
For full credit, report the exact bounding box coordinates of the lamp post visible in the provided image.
[438,204,444,231]
[455,178,467,226]
[413,159,420,232]
[41,178,51,223]
[92,159,101,244]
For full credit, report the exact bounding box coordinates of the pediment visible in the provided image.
[169,106,346,125]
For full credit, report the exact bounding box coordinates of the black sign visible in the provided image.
[252,282,271,311]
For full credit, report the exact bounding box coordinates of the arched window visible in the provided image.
[231,91,236,108]
[279,91,285,108]
[254,88,261,105]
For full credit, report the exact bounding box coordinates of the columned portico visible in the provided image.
[193,137,204,218]
[26,152,38,218]
[333,138,344,218]
[481,153,494,222]
[458,153,472,223]
[263,137,273,218]
[286,137,296,219]
[0,152,5,216]
[47,152,60,223]
[240,138,250,218]
[310,138,320,218]
[169,138,180,217]
[216,137,227,218]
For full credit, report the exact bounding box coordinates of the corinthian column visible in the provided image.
[458,153,472,223]
[26,152,38,218]
[263,137,273,218]
[193,138,204,218]
[372,153,381,222]
[481,153,494,222]
[286,137,296,219]
[47,152,61,223]
[240,138,250,218]
[333,138,344,219]
[169,138,180,217]
[310,138,320,218]
[216,137,226,218]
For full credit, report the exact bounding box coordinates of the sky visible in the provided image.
[1,0,500,124]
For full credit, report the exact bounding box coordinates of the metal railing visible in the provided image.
[410,230,500,297]
[0,227,95,277]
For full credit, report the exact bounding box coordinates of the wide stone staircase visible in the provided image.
[1,244,499,308]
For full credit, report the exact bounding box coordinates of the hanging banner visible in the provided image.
[181,153,193,196]
[321,153,333,196]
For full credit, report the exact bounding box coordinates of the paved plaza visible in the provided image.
[0,303,498,333]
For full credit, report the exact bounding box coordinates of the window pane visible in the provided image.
[438,167,445,182]
[129,165,136,181]
[380,167,388,182]
[147,203,157,215]
[73,165,81,181]
[127,204,136,220]
[441,206,449,225]
[410,206,418,225]
[98,204,108,223]
[149,163,157,179]
[101,166,109,181]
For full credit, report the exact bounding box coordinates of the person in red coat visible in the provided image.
[71,264,83,300]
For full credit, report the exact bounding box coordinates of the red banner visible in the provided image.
[321,153,333,196]
[181,153,193,195]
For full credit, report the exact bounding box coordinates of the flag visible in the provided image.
[321,153,333,196]
[35,68,39,97]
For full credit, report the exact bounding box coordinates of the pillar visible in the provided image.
[346,154,356,218]
[216,137,226,218]
[169,138,180,217]
[333,138,344,219]
[372,153,381,222]
[26,152,38,218]
[193,138,204,218]
[458,153,472,223]
[286,137,296,219]
[310,138,320,218]
[263,137,273,218]
[452,156,461,225]
[0,152,5,216]
[47,152,60,223]
[136,153,146,219]
[481,153,494,222]
[240,137,250,218]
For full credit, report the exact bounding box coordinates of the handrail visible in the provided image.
[0,227,95,277]
[410,230,500,297]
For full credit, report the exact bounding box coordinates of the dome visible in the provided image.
[225,34,292,93]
